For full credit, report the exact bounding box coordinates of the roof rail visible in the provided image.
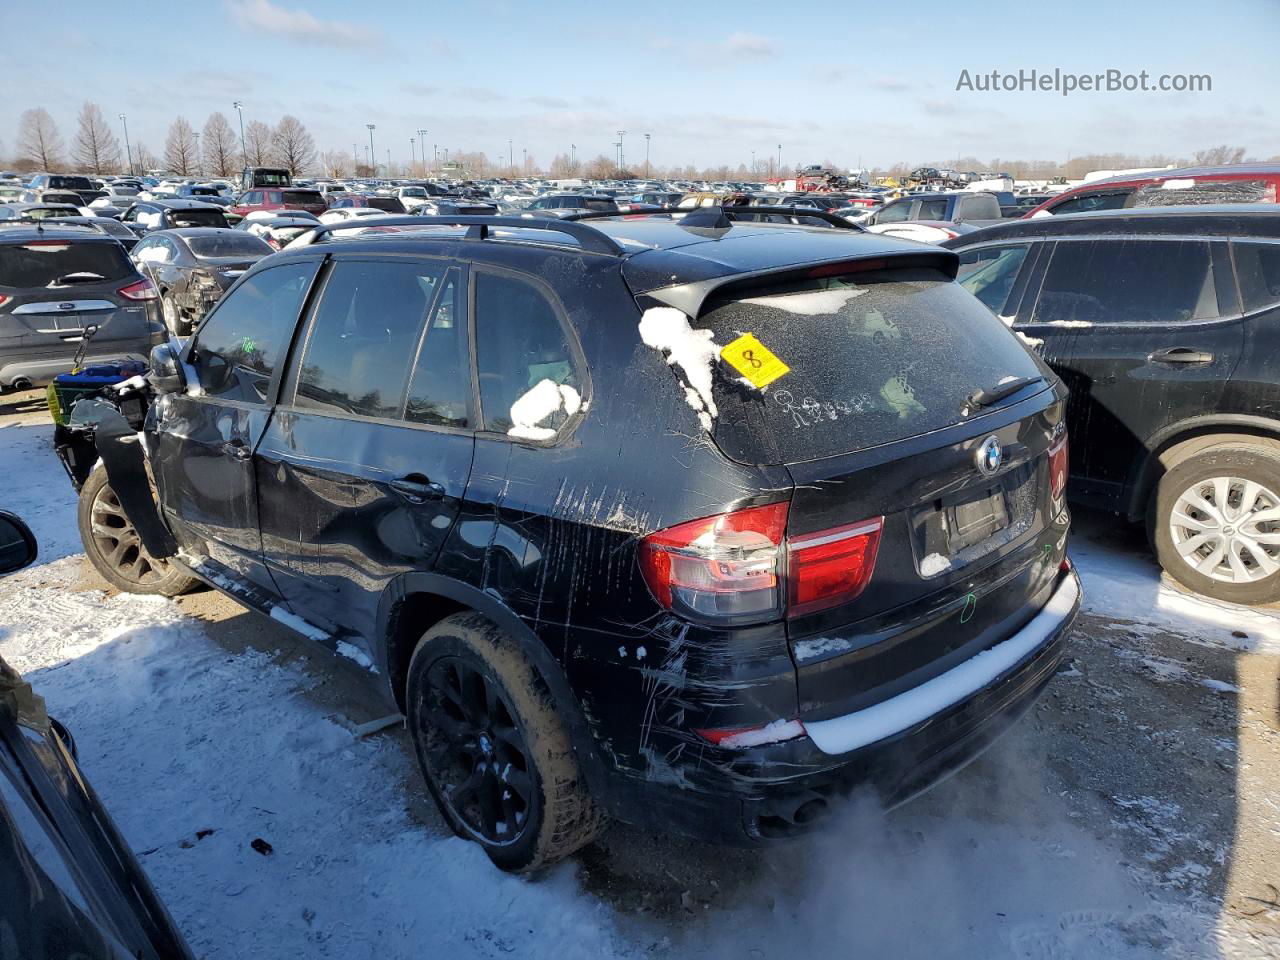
[565,205,862,231]
[301,215,625,256]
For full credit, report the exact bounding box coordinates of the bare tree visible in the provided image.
[202,112,238,177]
[163,117,198,175]
[244,120,273,167]
[71,102,121,174]
[271,115,316,175]
[1193,145,1246,166]
[17,108,64,171]
[133,141,158,174]
[320,150,350,178]
[583,154,615,179]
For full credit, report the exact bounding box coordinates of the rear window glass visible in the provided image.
[367,197,405,212]
[49,176,93,191]
[188,234,272,258]
[583,198,617,211]
[0,241,133,288]
[169,208,227,228]
[698,269,1045,463]
[282,190,323,205]
[1131,179,1275,207]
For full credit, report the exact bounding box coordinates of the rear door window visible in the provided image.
[190,260,318,403]
[874,199,912,223]
[957,244,1031,315]
[1031,239,1219,324]
[698,268,1046,463]
[292,259,442,419]
[474,270,583,439]
[0,240,133,288]
[915,197,948,220]
[406,270,471,427]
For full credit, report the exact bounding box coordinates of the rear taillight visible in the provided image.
[1048,434,1069,502]
[639,502,788,623]
[0,294,9,307]
[639,503,885,623]
[788,518,883,616]
[118,277,158,301]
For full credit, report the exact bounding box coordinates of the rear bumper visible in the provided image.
[606,568,1080,843]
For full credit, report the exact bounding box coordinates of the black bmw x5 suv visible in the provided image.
[78,212,1080,871]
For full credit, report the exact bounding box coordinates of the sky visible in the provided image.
[7,0,1280,173]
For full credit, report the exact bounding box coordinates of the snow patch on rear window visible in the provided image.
[740,288,866,315]
[1161,178,1196,190]
[507,377,581,441]
[638,306,722,432]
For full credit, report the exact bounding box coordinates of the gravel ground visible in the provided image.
[1,386,1277,958]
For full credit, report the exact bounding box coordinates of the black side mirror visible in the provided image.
[0,511,37,574]
[148,341,186,394]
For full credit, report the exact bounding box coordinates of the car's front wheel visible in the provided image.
[1153,445,1280,604]
[77,466,198,596]
[405,613,604,872]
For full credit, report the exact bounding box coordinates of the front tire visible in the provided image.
[77,466,197,596]
[1153,445,1280,604]
[405,613,604,872]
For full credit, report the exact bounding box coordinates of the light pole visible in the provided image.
[232,101,246,166]
[570,143,576,169]
[777,143,782,177]
[751,149,756,176]
[508,139,513,174]
[192,132,201,177]
[409,139,415,175]
[117,113,132,176]
[617,130,626,172]
[366,123,376,175]
[353,143,358,169]
[644,133,650,178]
[416,129,427,174]
[433,144,438,171]
[522,147,527,174]
[386,148,391,175]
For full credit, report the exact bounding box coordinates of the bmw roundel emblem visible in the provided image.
[976,435,1003,477]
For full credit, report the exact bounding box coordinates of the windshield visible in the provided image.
[189,234,272,258]
[0,240,133,288]
[169,208,228,228]
[402,187,427,197]
[282,190,323,205]
[696,268,1046,463]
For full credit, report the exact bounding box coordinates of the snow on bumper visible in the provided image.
[803,570,1081,756]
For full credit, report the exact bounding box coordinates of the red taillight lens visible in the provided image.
[118,277,158,301]
[0,294,9,307]
[788,518,883,616]
[639,501,788,623]
[1048,434,1069,502]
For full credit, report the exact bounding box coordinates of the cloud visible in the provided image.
[724,32,775,57]
[920,99,956,116]
[226,0,384,49]
[454,86,506,103]
[527,95,571,109]
[873,76,914,92]
[400,82,439,97]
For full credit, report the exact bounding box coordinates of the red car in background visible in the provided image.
[1023,163,1280,218]
[229,186,327,218]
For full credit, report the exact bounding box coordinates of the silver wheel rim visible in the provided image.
[89,484,169,585]
[1169,475,1280,584]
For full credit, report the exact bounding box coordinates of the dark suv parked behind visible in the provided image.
[946,204,1280,604]
[79,213,1080,871]
[0,224,162,389]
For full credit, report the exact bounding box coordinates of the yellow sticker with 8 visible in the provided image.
[720,333,790,388]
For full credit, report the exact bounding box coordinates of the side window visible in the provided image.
[1032,240,1218,325]
[293,259,442,419]
[136,207,162,229]
[1046,190,1131,216]
[406,271,471,427]
[241,192,260,205]
[875,199,912,223]
[191,261,318,403]
[1233,242,1280,313]
[474,271,582,439]
[915,197,949,220]
[957,244,1031,316]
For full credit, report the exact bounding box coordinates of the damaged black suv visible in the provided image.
[77,211,1080,871]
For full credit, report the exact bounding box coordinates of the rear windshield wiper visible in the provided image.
[51,272,106,285]
[966,375,1044,410]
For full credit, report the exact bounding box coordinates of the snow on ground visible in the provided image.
[0,401,1278,959]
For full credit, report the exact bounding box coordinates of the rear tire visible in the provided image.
[77,465,197,596]
[405,612,605,872]
[1152,445,1280,605]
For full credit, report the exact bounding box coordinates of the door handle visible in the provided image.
[222,438,251,461]
[1149,347,1214,364]
[390,475,445,502]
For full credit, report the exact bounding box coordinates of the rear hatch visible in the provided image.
[0,238,154,364]
[694,265,1068,720]
[281,189,327,214]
